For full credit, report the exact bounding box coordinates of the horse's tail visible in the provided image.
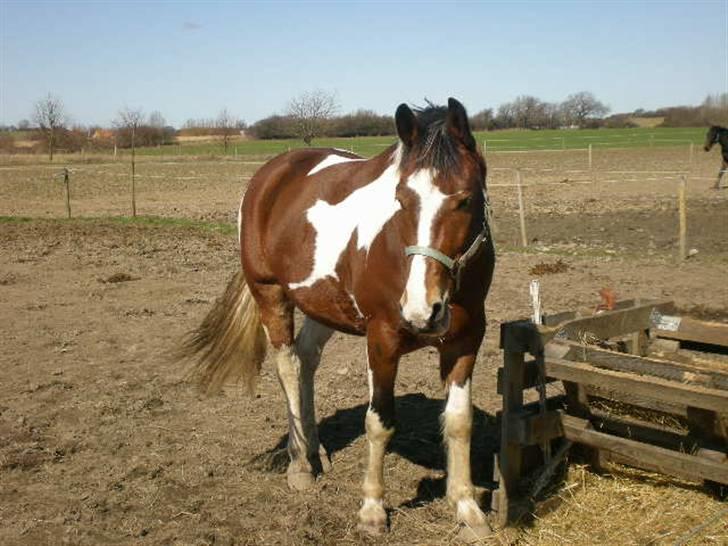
[181,271,267,395]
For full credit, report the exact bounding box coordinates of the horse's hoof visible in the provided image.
[457,523,493,543]
[456,498,488,528]
[287,468,316,491]
[358,499,387,535]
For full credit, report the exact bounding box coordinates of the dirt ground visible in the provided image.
[1,147,727,545]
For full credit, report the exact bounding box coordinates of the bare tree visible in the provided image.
[287,90,338,145]
[148,110,166,128]
[114,107,144,217]
[701,93,728,126]
[216,108,238,153]
[561,91,609,127]
[33,93,66,161]
[469,108,494,131]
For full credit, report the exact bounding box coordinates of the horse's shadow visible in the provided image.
[247,392,498,508]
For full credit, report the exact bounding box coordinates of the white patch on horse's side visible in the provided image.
[307,153,362,176]
[401,168,447,326]
[289,158,402,290]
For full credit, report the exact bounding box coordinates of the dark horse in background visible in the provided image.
[704,125,728,189]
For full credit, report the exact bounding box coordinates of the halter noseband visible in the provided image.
[404,202,492,291]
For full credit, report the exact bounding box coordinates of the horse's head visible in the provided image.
[705,125,720,152]
[394,98,488,336]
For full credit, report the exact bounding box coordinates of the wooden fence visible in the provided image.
[491,299,728,526]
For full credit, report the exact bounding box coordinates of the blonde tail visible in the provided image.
[182,272,267,394]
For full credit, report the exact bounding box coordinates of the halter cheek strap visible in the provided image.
[404,200,493,291]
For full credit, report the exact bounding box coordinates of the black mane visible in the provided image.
[404,102,461,173]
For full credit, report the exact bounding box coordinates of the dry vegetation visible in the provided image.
[0,146,726,545]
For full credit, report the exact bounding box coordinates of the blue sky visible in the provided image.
[1,1,726,127]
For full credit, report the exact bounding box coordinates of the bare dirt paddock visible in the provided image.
[1,147,727,545]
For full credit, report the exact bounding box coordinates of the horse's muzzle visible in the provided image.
[401,300,451,337]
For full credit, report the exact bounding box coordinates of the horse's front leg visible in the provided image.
[439,330,488,529]
[358,320,399,535]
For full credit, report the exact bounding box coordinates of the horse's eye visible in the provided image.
[457,196,472,210]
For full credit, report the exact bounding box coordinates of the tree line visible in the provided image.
[3,90,727,160]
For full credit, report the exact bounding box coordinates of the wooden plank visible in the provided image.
[492,349,527,526]
[686,406,728,449]
[561,414,728,484]
[497,359,558,393]
[543,310,577,327]
[589,408,696,452]
[655,316,728,349]
[549,340,728,390]
[554,300,674,342]
[508,410,563,446]
[501,320,546,354]
[585,385,688,417]
[545,357,728,413]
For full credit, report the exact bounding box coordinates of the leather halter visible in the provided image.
[404,201,493,291]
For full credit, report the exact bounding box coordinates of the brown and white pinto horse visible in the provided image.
[184,98,495,534]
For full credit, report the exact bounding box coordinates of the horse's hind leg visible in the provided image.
[251,283,330,489]
[286,317,334,486]
[716,160,728,189]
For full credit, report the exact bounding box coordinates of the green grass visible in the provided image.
[132,126,708,159]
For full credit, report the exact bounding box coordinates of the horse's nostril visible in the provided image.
[430,302,444,323]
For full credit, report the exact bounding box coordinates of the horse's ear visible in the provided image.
[395,103,419,147]
[446,97,476,152]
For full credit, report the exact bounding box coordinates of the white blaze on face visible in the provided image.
[401,169,447,327]
[289,151,402,290]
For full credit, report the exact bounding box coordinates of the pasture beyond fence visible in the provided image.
[0,142,724,263]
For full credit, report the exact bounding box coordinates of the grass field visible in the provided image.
[131,126,708,159]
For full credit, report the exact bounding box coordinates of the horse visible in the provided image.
[704,125,728,189]
[183,98,495,535]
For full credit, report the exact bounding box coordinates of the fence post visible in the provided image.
[678,175,687,261]
[689,142,694,166]
[516,169,528,247]
[483,140,487,156]
[63,168,71,219]
[588,143,593,170]
[131,133,137,218]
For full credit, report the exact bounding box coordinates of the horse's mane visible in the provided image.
[403,101,461,173]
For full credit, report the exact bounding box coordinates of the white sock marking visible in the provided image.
[445,379,471,414]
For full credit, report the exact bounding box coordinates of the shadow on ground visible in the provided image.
[247,392,499,507]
